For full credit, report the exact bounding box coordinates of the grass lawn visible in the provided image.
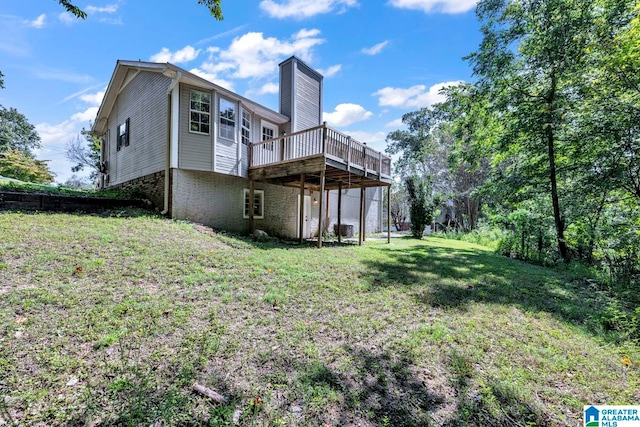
[0,211,638,426]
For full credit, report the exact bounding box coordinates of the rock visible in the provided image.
[253,229,269,242]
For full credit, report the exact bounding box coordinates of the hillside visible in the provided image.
[0,211,637,426]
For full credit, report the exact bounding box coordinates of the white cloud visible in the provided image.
[189,68,235,91]
[318,64,341,77]
[25,14,46,28]
[373,81,463,108]
[323,103,373,127]
[150,46,201,64]
[58,12,75,25]
[388,0,477,14]
[260,0,358,19]
[71,107,99,123]
[86,4,119,13]
[201,29,324,80]
[385,118,405,128]
[79,90,106,106]
[258,82,279,95]
[362,41,389,55]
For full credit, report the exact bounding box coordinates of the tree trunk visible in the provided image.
[546,72,569,262]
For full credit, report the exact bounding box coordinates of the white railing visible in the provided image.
[249,123,392,177]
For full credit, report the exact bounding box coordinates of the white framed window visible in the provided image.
[261,121,277,151]
[116,118,129,151]
[219,97,236,140]
[243,189,264,219]
[241,110,251,146]
[190,90,211,134]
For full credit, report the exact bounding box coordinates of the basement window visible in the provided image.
[243,189,264,219]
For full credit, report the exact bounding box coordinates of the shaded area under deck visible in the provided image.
[248,124,392,247]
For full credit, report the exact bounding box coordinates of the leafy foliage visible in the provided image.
[0,149,54,183]
[404,175,433,239]
[57,0,87,19]
[0,106,41,155]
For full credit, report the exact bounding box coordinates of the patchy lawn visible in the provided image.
[0,211,637,426]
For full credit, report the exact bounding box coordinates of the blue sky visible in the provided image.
[0,0,482,183]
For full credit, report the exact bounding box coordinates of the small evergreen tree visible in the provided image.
[405,175,432,239]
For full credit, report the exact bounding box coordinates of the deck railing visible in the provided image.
[250,123,392,178]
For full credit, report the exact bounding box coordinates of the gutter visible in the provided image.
[161,71,181,215]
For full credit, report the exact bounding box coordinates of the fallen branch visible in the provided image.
[193,382,227,404]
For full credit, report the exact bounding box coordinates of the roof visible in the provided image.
[92,60,290,135]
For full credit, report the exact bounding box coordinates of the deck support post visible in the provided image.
[317,169,326,248]
[337,182,342,243]
[325,189,330,234]
[387,185,391,244]
[299,174,305,244]
[249,179,255,235]
[359,181,365,246]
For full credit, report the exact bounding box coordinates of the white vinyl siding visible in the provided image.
[106,71,170,185]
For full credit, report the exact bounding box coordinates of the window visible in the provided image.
[190,90,211,134]
[219,98,236,140]
[116,118,129,151]
[243,189,264,219]
[241,110,251,146]
[261,122,277,151]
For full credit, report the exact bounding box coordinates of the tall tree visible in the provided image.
[65,128,101,180]
[386,85,490,231]
[0,106,41,155]
[467,0,596,261]
[405,175,433,239]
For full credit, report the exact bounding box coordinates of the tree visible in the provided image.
[0,106,41,155]
[386,84,489,231]
[467,0,597,261]
[65,128,101,180]
[0,150,54,183]
[56,0,224,20]
[63,174,92,189]
[389,184,409,231]
[405,175,432,239]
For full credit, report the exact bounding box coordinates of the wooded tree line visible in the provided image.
[387,0,640,288]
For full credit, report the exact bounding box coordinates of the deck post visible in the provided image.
[249,179,255,235]
[359,181,365,246]
[363,143,367,173]
[321,121,328,155]
[346,137,352,173]
[325,189,330,234]
[362,185,367,242]
[337,182,342,243]
[317,169,326,248]
[387,185,391,244]
[299,174,305,244]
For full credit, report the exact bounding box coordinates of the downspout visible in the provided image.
[162,71,181,215]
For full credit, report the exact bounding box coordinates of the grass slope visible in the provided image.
[0,211,637,426]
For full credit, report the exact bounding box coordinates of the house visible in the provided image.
[92,56,392,246]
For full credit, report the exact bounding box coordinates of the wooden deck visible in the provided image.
[248,123,392,190]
